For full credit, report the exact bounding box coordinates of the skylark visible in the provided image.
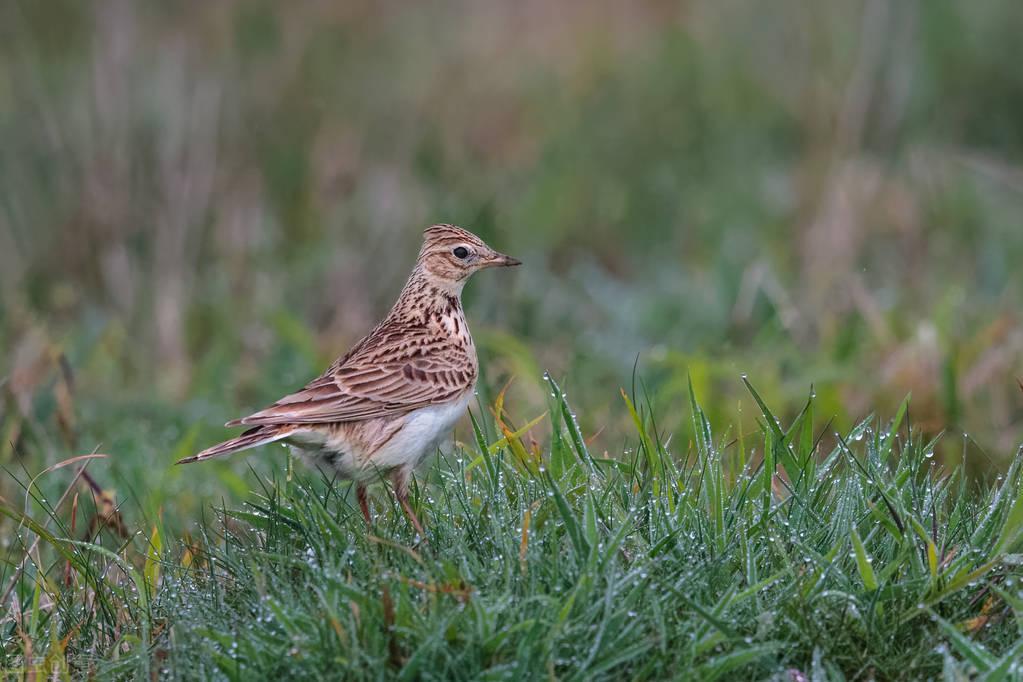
[178,224,521,535]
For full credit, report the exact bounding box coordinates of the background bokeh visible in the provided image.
[2,0,1022,518]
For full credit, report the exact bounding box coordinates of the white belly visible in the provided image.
[288,392,473,480]
[368,394,472,471]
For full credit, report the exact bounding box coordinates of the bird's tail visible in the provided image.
[176,425,297,464]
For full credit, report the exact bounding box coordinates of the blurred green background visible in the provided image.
[2,0,1022,519]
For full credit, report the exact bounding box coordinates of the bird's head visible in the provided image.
[416,224,521,291]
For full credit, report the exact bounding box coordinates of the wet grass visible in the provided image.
[3,378,1023,679]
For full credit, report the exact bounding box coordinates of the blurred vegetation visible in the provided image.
[2,0,1023,526]
[3,0,1023,677]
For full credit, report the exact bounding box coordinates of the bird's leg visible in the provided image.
[391,469,426,540]
[356,484,371,526]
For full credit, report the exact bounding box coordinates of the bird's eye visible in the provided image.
[453,247,469,259]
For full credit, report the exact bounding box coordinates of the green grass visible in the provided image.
[3,378,1023,679]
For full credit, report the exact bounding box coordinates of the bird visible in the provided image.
[177,224,521,536]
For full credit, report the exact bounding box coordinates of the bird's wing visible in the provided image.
[227,326,475,426]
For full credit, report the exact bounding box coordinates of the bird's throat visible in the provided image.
[389,268,466,325]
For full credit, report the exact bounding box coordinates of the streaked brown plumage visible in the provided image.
[178,224,520,535]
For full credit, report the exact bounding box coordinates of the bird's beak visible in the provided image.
[485,250,522,268]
